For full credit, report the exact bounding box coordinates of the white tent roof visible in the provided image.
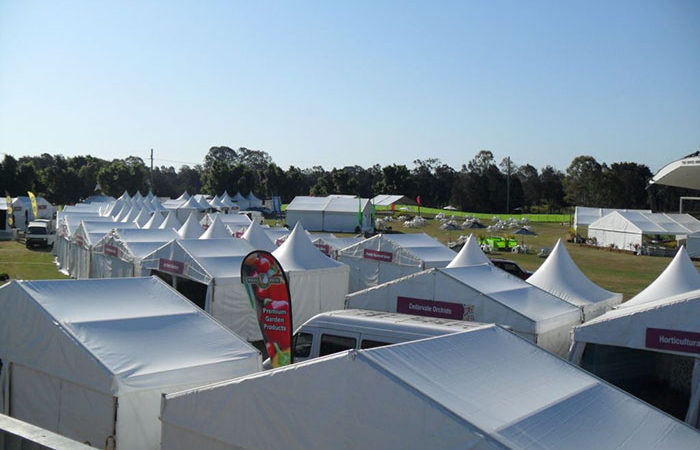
[142,210,164,229]
[620,246,700,309]
[99,228,179,259]
[193,194,211,210]
[372,194,413,206]
[133,208,151,228]
[573,288,700,356]
[241,220,277,252]
[340,233,455,268]
[527,239,622,315]
[447,234,491,267]
[312,236,364,252]
[175,191,190,201]
[650,151,700,190]
[574,206,652,229]
[178,196,203,210]
[589,211,700,235]
[117,190,131,202]
[201,212,251,228]
[219,193,236,208]
[247,191,260,202]
[208,195,224,209]
[177,212,204,239]
[75,220,134,247]
[273,223,344,271]
[161,326,699,450]
[232,192,247,203]
[151,196,166,210]
[120,205,139,223]
[159,210,182,230]
[287,195,371,213]
[0,277,261,394]
[199,215,232,239]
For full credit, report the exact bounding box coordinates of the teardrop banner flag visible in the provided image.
[27,191,38,218]
[5,193,13,227]
[241,250,293,368]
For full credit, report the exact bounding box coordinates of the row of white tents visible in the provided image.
[0,195,55,233]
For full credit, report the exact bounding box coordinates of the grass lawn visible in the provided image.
[0,240,68,285]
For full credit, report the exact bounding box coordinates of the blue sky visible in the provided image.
[0,1,698,173]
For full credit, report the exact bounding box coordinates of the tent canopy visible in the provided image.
[446,234,491,268]
[242,220,277,252]
[199,214,232,239]
[371,194,416,206]
[273,223,345,271]
[527,239,622,319]
[650,151,700,190]
[620,246,700,309]
[161,325,699,450]
[341,233,455,268]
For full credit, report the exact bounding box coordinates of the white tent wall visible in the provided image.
[688,232,700,258]
[286,209,324,231]
[287,267,349,332]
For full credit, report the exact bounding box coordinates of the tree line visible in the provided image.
[0,147,693,213]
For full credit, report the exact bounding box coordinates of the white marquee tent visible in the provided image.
[338,233,456,292]
[345,261,582,356]
[0,277,261,450]
[177,212,204,239]
[574,206,651,231]
[588,211,700,251]
[91,228,178,278]
[272,224,350,331]
[286,195,374,233]
[140,238,262,340]
[570,289,700,428]
[527,239,623,320]
[70,220,137,279]
[160,326,699,450]
[619,246,700,309]
[55,213,111,274]
[241,220,277,252]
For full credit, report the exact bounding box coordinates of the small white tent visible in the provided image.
[219,192,239,212]
[160,326,700,450]
[159,210,182,230]
[241,220,277,252]
[231,192,249,210]
[246,191,262,209]
[620,246,700,309]
[177,212,204,239]
[0,277,261,450]
[570,289,700,428]
[91,228,178,278]
[140,238,262,340]
[141,210,164,229]
[199,215,232,239]
[338,233,456,292]
[527,239,623,320]
[174,197,204,223]
[273,224,351,330]
[346,262,582,356]
[446,234,491,267]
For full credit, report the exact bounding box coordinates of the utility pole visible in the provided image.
[150,148,154,192]
[506,156,510,214]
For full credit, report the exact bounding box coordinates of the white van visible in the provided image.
[25,219,55,249]
[263,309,485,368]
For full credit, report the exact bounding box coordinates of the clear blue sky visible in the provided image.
[1,1,698,173]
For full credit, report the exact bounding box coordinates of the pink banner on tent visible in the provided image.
[315,243,330,256]
[396,296,469,320]
[74,235,84,247]
[646,328,700,354]
[363,248,393,262]
[159,258,185,275]
[104,244,119,257]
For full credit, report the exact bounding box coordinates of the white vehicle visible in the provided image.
[263,309,485,368]
[25,219,55,249]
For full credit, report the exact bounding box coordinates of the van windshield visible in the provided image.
[28,226,47,235]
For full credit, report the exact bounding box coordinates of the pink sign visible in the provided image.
[646,328,700,354]
[75,235,84,247]
[396,296,471,321]
[159,258,185,275]
[315,243,331,256]
[104,244,119,257]
[363,248,393,262]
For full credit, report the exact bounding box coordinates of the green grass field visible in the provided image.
[0,240,68,285]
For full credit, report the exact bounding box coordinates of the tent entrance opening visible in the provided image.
[174,277,207,310]
[580,343,693,421]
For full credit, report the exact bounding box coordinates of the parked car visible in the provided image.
[480,236,518,251]
[490,258,532,280]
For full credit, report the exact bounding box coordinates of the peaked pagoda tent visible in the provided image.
[70,220,136,279]
[570,289,700,428]
[177,212,204,239]
[241,220,277,252]
[338,233,456,292]
[174,196,204,223]
[231,192,249,210]
[0,277,261,450]
[200,212,251,232]
[199,215,232,239]
[246,191,262,209]
[208,195,225,211]
[527,239,622,320]
[133,208,152,228]
[346,260,582,356]
[55,213,111,274]
[446,234,491,268]
[192,195,211,211]
[141,209,164,229]
[91,228,178,278]
[159,210,182,230]
[619,246,700,309]
[312,236,365,259]
[160,326,699,450]
[219,192,239,212]
[272,224,351,330]
[140,238,262,339]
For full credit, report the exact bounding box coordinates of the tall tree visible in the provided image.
[564,155,603,206]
